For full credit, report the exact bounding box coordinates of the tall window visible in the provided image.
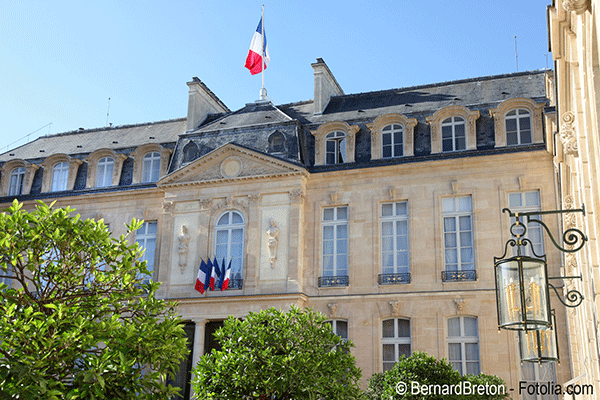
[382,124,403,158]
[442,196,474,280]
[326,320,348,341]
[8,167,25,196]
[95,157,114,187]
[51,162,69,192]
[268,132,286,154]
[509,191,543,256]
[382,318,411,371]
[214,211,245,285]
[506,109,532,145]
[142,152,161,183]
[380,202,409,283]
[447,316,480,375]
[325,131,346,165]
[135,221,157,281]
[442,116,466,152]
[520,362,557,400]
[322,206,348,278]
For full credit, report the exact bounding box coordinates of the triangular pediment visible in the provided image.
[158,143,307,187]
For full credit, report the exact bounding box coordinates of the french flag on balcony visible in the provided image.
[245,16,270,75]
[210,257,220,291]
[195,259,209,294]
[221,259,232,291]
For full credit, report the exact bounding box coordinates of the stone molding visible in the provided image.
[367,113,417,159]
[426,105,479,153]
[559,111,579,156]
[562,0,590,14]
[84,148,127,188]
[0,159,39,196]
[489,98,545,147]
[130,143,172,184]
[311,121,359,165]
[40,153,83,193]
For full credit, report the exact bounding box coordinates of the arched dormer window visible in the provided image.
[214,210,245,289]
[183,141,199,163]
[130,144,172,184]
[489,98,545,147]
[40,154,82,193]
[311,121,359,166]
[367,113,417,160]
[0,159,39,197]
[426,106,479,154]
[268,131,286,155]
[85,149,127,189]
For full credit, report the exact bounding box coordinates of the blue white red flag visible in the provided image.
[221,259,232,291]
[195,259,208,294]
[245,16,270,75]
[210,257,219,291]
[206,258,214,292]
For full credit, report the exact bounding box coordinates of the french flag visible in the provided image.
[221,259,232,291]
[245,16,270,75]
[210,258,219,291]
[195,259,208,294]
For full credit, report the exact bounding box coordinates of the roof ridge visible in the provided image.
[40,117,187,139]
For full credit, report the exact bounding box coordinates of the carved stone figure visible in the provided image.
[178,225,190,273]
[266,219,280,267]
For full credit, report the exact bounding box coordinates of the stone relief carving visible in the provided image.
[212,196,249,214]
[451,181,460,195]
[563,0,590,13]
[560,111,578,156]
[453,298,466,314]
[389,300,401,316]
[178,225,190,274]
[327,303,339,318]
[266,219,280,267]
[162,202,174,214]
[248,193,261,205]
[329,191,338,205]
[289,189,305,203]
[199,198,211,211]
[388,186,396,200]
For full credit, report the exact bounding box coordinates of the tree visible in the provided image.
[365,352,509,400]
[0,200,189,399]
[192,306,363,399]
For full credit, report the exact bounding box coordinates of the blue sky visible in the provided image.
[1,0,551,153]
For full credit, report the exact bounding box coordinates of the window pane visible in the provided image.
[455,137,465,150]
[452,362,463,375]
[458,196,472,211]
[509,193,522,207]
[336,321,348,339]
[337,207,348,220]
[323,226,334,240]
[466,362,480,375]
[506,118,517,132]
[444,218,456,233]
[382,146,392,158]
[396,202,408,215]
[398,344,411,358]
[398,319,410,337]
[336,255,347,275]
[336,238,348,255]
[323,208,334,221]
[464,317,478,336]
[454,122,465,135]
[382,319,395,338]
[323,240,334,255]
[336,224,348,239]
[323,255,334,275]
[382,132,391,145]
[466,343,479,361]
[442,198,455,212]
[445,232,457,248]
[520,116,531,130]
[231,212,244,224]
[442,139,453,152]
[442,125,452,139]
[383,344,395,361]
[445,249,458,264]
[448,343,462,360]
[507,132,517,145]
[448,318,460,337]
[525,191,540,207]
[521,130,532,144]
[382,204,393,217]
[459,216,471,231]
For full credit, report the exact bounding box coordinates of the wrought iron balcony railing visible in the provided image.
[442,270,476,282]
[378,273,411,285]
[318,275,349,287]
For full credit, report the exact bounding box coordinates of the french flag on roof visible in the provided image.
[245,16,270,75]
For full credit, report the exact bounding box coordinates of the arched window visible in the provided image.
[51,162,69,191]
[183,141,199,163]
[325,131,346,165]
[214,211,245,287]
[505,109,532,145]
[8,167,25,196]
[447,316,479,375]
[268,132,286,154]
[382,124,404,158]
[441,117,466,152]
[142,152,161,183]
[95,157,114,187]
[382,318,411,371]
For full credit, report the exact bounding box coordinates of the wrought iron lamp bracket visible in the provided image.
[547,275,584,308]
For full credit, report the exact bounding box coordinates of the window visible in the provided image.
[506,109,532,145]
[8,167,25,196]
[509,191,543,256]
[442,196,475,281]
[51,162,69,192]
[520,362,557,400]
[447,316,479,375]
[441,117,466,152]
[325,131,346,165]
[380,202,409,284]
[95,157,114,187]
[320,206,348,286]
[382,124,403,158]
[135,221,157,281]
[327,320,348,341]
[214,211,245,288]
[183,141,199,163]
[268,132,286,154]
[142,152,161,183]
[382,318,411,371]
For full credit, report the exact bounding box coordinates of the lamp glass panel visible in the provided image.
[519,326,558,362]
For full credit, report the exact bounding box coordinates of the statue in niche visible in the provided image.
[266,219,280,267]
[178,225,190,273]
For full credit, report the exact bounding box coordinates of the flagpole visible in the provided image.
[259,4,267,101]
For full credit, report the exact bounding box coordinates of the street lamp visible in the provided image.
[518,311,559,363]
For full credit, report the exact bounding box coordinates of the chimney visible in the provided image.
[186,77,230,131]
[311,58,344,115]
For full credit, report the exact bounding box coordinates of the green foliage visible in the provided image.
[365,352,509,400]
[0,200,189,399]
[192,306,363,400]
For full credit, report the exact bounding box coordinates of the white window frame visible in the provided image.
[380,201,409,275]
[382,318,411,372]
[95,157,114,188]
[508,191,544,257]
[214,210,245,282]
[51,162,70,192]
[441,116,466,152]
[141,152,161,183]
[381,124,404,158]
[135,221,157,281]
[505,108,532,145]
[447,316,480,376]
[8,167,25,196]
[442,196,474,273]
[322,206,349,277]
[325,131,346,165]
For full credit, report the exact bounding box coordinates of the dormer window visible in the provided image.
[442,117,466,152]
[183,141,199,163]
[326,131,346,164]
[8,167,25,196]
[142,152,161,183]
[95,157,114,187]
[367,114,416,160]
[382,124,404,158]
[268,132,286,155]
[426,106,479,154]
[505,109,531,145]
[51,162,69,191]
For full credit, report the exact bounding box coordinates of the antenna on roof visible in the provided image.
[106,98,111,127]
[514,36,519,72]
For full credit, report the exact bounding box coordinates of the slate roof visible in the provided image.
[195,101,292,133]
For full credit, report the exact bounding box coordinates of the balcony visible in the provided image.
[441,270,476,282]
[318,275,349,287]
[225,278,243,290]
[378,273,411,285]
